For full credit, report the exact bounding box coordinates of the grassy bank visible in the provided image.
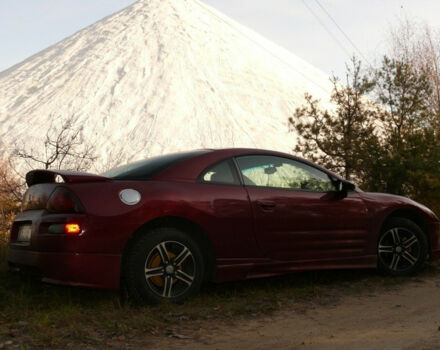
[0,235,438,349]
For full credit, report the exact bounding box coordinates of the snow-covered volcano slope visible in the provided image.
[0,0,332,169]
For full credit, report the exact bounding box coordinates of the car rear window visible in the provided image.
[102,150,210,180]
[199,159,240,185]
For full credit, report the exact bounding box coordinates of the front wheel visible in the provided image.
[123,227,205,304]
[377,218,428,276]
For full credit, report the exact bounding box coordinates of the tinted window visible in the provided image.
[200,160,239,185]
[236,155,335,191]
[102,150,210,180]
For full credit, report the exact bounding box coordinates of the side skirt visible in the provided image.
[214,255,377,283]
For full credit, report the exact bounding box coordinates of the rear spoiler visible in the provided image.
[26,169,111,187]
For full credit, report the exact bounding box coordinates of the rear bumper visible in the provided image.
[8,248,121,290]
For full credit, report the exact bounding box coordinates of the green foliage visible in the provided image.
[290,57,379,180]
[366,57,440,213]
[291,56,440,215]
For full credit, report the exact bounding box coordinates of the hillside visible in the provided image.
[0,0,332,170]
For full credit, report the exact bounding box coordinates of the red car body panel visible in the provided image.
[8,148,440,290]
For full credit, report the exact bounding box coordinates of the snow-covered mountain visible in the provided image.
[0,0,332,170]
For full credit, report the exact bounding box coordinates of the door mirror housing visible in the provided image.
[334,179,356,193]
[264,166,277,175]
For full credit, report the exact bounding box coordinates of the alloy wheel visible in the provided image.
[144,241,196,298]
[378,227,421,272]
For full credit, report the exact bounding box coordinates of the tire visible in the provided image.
[123,227,205,304]
[377,217,428,276]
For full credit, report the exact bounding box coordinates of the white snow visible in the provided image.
[0,0,332,171]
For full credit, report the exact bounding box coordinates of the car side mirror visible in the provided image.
[335,179,356,193]
[264,166,277,175]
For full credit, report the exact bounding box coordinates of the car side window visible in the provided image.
[200,159,240,185]
[235,155,336,192]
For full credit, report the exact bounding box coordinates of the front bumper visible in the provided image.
[8,248,121,290]
[429,221,440,261]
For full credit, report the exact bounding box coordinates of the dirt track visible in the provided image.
[154,274,440,350]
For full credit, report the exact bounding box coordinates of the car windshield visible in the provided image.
[102,150,210,180]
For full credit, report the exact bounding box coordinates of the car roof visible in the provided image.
[154,148,343,182]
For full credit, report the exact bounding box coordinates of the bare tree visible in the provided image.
[1,116,98,242]
[12,114,98,172]
[389,18,440,125]
[0,161,21,242]
[0,163,24,202]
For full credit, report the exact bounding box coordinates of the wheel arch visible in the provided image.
[121,216,216,282]
[381,208,430,248]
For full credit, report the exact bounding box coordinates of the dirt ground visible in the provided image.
[153,274,440,350]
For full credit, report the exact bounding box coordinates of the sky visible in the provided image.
[0,0,439,78]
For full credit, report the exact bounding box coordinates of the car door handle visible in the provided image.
[256,200,276,210]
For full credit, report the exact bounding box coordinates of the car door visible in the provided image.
[235,155,370,261]
[197,158,261,259]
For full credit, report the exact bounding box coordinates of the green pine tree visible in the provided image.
[290,57,378,181]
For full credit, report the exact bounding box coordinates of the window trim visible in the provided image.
[197,158,242,187]
[102,150,210,180]
[232,154,340,193]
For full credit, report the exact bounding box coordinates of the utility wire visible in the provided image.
[301,0,352,59]
[314,0,372,66]
[195,0,331,93]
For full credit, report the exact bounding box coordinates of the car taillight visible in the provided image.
[46,187,83,213]
[64,223,81,234]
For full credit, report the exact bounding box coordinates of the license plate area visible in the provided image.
[17,224,32,243]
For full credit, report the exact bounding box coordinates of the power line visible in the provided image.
[314,0,372,66]
[195,0,331,93]
[301,0,352,59]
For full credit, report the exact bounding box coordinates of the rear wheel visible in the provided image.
[377,218,428,276]
[123,227,205,304]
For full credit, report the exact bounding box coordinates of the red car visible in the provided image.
[8,148,440,303]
